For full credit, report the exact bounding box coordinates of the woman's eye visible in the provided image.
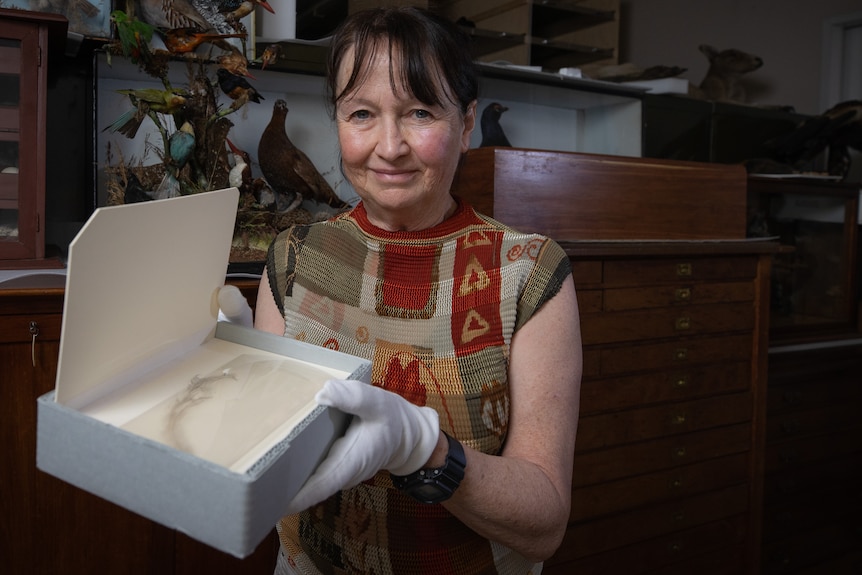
[352,110,371,120]
[413,109,431,119]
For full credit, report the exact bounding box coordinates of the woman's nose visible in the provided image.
[375,119,409,159]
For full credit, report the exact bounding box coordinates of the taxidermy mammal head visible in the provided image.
[698,44,763,103]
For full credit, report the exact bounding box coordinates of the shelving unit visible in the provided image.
[440,0,619,70]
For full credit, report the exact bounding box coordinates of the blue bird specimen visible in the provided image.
[479,102,512,148]
[155,121,196,199]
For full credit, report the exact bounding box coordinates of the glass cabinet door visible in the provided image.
[747,176,860,339]
[0,19,40,262]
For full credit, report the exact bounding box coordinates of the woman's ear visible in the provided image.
[461,100,477,152]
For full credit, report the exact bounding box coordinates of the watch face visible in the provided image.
[412,482,447,502]
[410,483,449,503]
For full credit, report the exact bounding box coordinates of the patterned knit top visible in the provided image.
[266,198,571,575]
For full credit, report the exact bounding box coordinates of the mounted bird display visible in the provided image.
[136,0,214,31]
[479,102,512,147]
[104,87,189,138]
[217,47,253,78]
[258,99,350,212]
[216,0,274,23]
[258,43,282,70]
[216,68,264,114]
[158,26,246,54]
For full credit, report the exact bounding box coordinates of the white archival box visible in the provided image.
[36,189,370,558]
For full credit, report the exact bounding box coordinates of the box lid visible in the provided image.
[56,189,239,407]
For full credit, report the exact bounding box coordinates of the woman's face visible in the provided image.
[335,46,476,232]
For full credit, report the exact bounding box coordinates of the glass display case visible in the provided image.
[747,175,860,341]
[0,8,65,268]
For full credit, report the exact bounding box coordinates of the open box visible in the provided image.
[36,189,371,558]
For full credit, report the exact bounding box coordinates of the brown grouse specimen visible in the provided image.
[258,99,349,211]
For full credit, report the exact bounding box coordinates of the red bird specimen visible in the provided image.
[258,99,349,211]
[159,26,246,54]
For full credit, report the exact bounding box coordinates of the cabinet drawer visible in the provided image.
[596,334,752,376]
[576,289,602,314]
[764,452,862,504]
[577,392,753,451]
[571,453,749,521]
[603,257,758,285]
[765,428,862,473]
[767,377,862,414]
[548,517,746,575]
[603,280,753,312]
[581,301,754,345]
[570,260,602,285]
[556,484,749,561]
[766,401,861,442]
[0,314,62,344]
[580,361,749,414]
[573,423,752,487]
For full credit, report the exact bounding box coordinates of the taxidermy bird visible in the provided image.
[226,138,253,193]
[479,102,512,147]
[158,26,246,54]
[154,121,196,199]
[136,0,213,31]
[258,99,349,212]
[217,48,253,78]
[766,100,862,178]
[216,0,274,22]
[110,10,156,67]
[123,172,154,204]
[258,43,282,70]
[104,88,189,138]
[216,68,263,113]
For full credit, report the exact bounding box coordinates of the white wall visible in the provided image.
[621,0,861,115]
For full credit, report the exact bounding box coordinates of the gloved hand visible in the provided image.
[217,284,253,328]
[286,378,440,514]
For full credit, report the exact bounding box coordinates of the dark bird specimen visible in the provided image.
[159,26,246,54]
[104,88,189,138]
[124,172,154,204]
[216,68,263,113]
[479,102,512,147]
[258,99,349,211]
[766,100,862,179]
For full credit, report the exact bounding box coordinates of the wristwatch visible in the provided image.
[390,432,467,504]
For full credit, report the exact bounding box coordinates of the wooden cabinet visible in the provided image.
[0,9,65,268]
[761,342,862,574]
[0,286,277,574]
[543,242,773,574]
[439,0,619,70]
[452,148,775,574]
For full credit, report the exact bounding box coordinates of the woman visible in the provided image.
[253,7,582,574]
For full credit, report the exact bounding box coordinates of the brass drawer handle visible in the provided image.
[669,542,683,553]
[675,316,691,330]
[29,321,40,368]
[669,478,683,489]
[675,287,691,302]
[673,447,687,458]
[671,511,685,523]
[671,413,687,425]
[675,348,688,361]
[673,375,689,388]
[676,263,692,276]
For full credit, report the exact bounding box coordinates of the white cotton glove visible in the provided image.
[217,284,253,328]
[285,378,440,514]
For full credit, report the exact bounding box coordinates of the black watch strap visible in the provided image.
[390,432,466,504]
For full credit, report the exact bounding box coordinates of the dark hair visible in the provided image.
[325,7,478,116]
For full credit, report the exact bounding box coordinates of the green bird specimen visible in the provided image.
[109,10,156,68]
[104,88,189,138]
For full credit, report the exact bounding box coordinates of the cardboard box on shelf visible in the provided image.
[36,189,371,558]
